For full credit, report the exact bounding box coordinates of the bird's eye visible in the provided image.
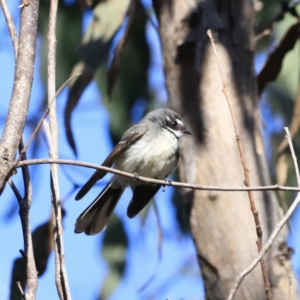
[173,120,177,127]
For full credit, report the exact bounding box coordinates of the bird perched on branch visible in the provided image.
[74,108,192,235]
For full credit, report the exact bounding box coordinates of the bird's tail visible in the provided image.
[75,182,124,235]
[75,169,108,200]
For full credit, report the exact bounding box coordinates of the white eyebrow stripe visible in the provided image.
[176,119,184,127]
[165,127,183,138]
[166,115,172,123]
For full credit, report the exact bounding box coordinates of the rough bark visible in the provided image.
[0,0,39,194]
[153,0,298,299]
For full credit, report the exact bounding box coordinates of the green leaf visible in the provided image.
[39,1,82,89]
[64,0,131,154]
[95,3,152,144]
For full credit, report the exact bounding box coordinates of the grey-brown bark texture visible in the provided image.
[0,1,39,194]
[153,0,298,299]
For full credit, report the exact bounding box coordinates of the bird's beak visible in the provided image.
[183,129,192,135]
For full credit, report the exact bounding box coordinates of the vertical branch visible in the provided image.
[18,138,38,300]
[288,130,300,185]
[0,0,39,194]
[207,29,272,299]
[0,0,18,60]
[47,0,71,299]
[227,127,300,299]
[1,0,39,296]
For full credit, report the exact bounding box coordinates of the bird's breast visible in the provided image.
[114,130,179,179]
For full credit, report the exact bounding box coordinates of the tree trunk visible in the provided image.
[153,0,298,299]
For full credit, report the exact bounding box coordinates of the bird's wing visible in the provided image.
[127,184,161,218]
[102,126,148,168]
[75,126,147,200]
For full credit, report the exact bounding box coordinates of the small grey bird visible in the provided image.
[75,108,192,235]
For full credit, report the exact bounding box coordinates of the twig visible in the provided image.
[287,132,300,187]
[145,10,158,31]
[19,138,31,202]
[8,140,38,299]
[227,127,300,300]
[10,153,37,299]
[16,281,25,299]
[207,29,272,299]
[16,158,300,192]
[47,0,71,297]
[19,249,26,260]
[0,0,39,194]
[44,121,71,299]
[8,179,22,204]
[254,28,271,43]
[16,72,81,166]
[18,138,38,300]
[0,0,18,60]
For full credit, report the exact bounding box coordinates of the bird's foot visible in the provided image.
[164,178,172,185]
[162,178,172,192]
[133,172,140,182]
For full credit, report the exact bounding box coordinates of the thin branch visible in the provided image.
[45,122,68,293]
[227,127,300,300]
[207,29,272,299]
[44,121,69,299]
[0,0,18,60]
[47,0,71,297]
[0,0,39,194]
[19,138,31,201]
[254,28,271,43]
[16,158,300,192]
[16,281,25,299]
[8,179,22,204]
[287,130,300,186]
[18,138,38,300]
[9,140,38,299]
[16,72,81,166]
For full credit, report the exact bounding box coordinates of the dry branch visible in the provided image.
[47,0,71,298]
[16,73,81,167]
[9,140,38,300]
[207,29,272,299]
[8,179,22,203]
[18,139,38,300]
[16,158,300,192]
[0,0,18,60]
[0,0,39,194]
[43,121,71,299]
[278,83,300,154]
[1,4,39,296]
